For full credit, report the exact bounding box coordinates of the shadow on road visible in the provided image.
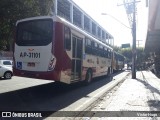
[0,77,11,81]
[0,71,123,117]
[135,78,160,111]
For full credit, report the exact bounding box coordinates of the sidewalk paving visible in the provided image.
[93,71,160,120]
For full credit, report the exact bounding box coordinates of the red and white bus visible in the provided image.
[13,0,114,84]
[13,16,113,84]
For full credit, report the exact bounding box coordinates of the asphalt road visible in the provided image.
[0,71,129,118]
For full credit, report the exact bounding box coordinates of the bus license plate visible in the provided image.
[27,62,35,67]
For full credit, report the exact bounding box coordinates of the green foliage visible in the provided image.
[119,47,150,68]
[113,46,121,52]
[120,48,132,60]
[0,0,53,51]
[136,47,150,67]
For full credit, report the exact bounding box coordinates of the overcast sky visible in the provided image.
[72,0,148,47]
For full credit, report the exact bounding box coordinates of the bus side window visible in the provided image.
[94,43,98,55]
[97,44,100,56]
[103,48,105,58]
[92,41,96,55]
[91,41,94,55]
[111,51,113,59]
[99,45,103,57]
[106,48,109,58]
[85,38,88,53]
[108,50,111,58]
[64,26,71,50]
[85,38,92,54]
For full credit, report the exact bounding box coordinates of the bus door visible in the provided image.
[71,36,83,81]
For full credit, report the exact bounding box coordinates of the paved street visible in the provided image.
[0,77,53,94]
[0,71,129,114]
[2,71,159,120]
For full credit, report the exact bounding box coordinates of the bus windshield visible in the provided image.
[16,19,53,46]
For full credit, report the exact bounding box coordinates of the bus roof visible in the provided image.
[57,16,113,50]
[16,16,54,25]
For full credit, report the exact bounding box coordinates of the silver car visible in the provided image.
[0,60,13,79]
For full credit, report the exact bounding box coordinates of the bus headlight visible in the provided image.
[48,56,56,71]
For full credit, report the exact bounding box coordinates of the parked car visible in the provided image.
[0,60,13,79]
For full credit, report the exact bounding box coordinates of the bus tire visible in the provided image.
[84,70,92,85]
[107,67,111,76]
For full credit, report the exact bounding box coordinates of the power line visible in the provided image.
[101,13,131,29]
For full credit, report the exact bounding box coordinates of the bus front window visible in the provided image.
[16,19,53,46]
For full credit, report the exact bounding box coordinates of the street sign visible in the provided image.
[122,43,130,48]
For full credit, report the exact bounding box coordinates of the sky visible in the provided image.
[72,0,148,47]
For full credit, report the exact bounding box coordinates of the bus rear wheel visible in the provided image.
[84,70,92,85]
[107,67,111,76]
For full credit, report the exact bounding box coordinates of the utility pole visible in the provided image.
[136,40,142,47]
[132,0,136,79]
[118,0,139,79]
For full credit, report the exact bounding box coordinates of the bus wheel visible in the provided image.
[107,68,111,76]
[84,70,92,85]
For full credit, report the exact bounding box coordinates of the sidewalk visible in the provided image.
[93,71,160,119]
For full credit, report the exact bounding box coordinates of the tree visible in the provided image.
[119,47,150,69]
[120,48,132,60]
[0,0,53,51]
[112,46,121,52]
